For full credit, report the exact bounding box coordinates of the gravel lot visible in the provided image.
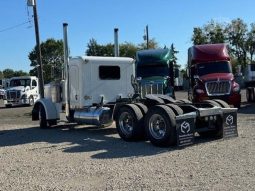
[0,90,254,191]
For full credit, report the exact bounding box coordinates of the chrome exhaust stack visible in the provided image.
[114,28,119,57]
[63,23,70,117]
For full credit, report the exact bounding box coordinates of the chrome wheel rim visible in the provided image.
[119,111,134,136]
[29,97,34,105]
[148,114,166,139]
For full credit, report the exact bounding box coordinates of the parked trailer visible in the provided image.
[31,24,238,147]
[244,64,255,102]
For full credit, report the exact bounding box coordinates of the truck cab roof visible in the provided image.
[10,76,38,80]
[136,49,174,65]
[189,43,230,63]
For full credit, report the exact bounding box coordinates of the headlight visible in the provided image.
[233,85,240,92]
[232,82,240,92]
[195,88,205,94]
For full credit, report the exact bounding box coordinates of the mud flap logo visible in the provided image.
[176,118,194,147]
[225,115,233,126]
[181,121,190,134]
[223,112,238,138]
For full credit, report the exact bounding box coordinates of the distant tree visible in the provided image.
[14,70,29,77]
[192,27,208,45]
[86,38,102,56]
[1,69,28,78]
[86,39,115,56]
[204,20,226,44]
[246,23,255,63]
[192,20,226,45]
[226,18,248,67]
[29,39,64,83]
[86,38,159,57]
[119,42,138,58]
[3,69,15,78]
[170,43,179,64]
[138,38,159,49]
[0,71,3,79]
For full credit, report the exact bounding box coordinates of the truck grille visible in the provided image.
[205,81,231,96]
[6,90,21,99]
[140,83,164,97]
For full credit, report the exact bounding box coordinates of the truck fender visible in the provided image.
[32,98,59,121]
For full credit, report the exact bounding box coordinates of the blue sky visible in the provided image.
[1,0,255,72]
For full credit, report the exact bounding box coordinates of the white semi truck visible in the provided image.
[31,24,238,147]
[4,76,39,107]
[244,64,255,102]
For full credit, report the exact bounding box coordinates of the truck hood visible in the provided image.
[199,73,233,82]
[140,76,167,84]
[6,86,30,91]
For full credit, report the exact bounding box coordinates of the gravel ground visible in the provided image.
[0,90,255,191]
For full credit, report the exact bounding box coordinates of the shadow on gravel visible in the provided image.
[0,105,32,109]
[237,103,255,114]
[0,124,223,159]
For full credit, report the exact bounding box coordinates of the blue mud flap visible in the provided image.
[176,112,196,147]
[222,108,238,139]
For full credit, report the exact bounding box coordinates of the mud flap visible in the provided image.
[176,112,196,147]
[222,108,238,138]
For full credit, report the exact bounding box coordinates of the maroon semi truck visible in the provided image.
[187,43,241,108]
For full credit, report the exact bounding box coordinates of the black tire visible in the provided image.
[39,104,48,129]
[212,99,230,108]
[29,96,34,106]
[157,94,176,103]
[134,103,148,115]
[203,100,221,107]
[246,89,251,102]
[250,88,255,102]
[116,104,144,141]
[166,104,183,115]
[5,104,12,108]
[48,120,57,127]
[145,105,176,147]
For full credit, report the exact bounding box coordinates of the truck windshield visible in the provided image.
[137,65,169,78]
[10,79,31,87]
[197,61,232,76]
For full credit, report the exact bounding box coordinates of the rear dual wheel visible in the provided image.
[116,104,145,141]
[116,103,179,147]
[145,105,176,147]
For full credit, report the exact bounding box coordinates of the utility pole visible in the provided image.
[143,25,149,49]
[27,0,44,98]
[146,25,149,49]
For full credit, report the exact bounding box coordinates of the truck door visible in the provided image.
[31,79,39,100]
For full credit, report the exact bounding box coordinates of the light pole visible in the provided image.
[27,0,44,98]
[143,25,149,49]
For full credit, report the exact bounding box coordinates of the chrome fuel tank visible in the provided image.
[74,107,113,126]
